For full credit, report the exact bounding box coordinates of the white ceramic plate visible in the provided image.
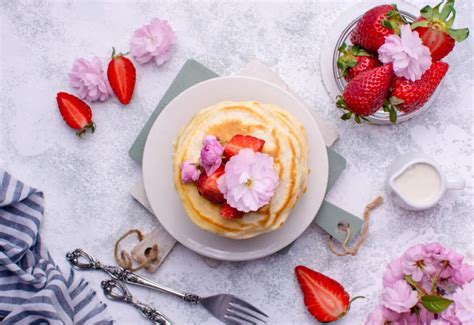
[142,76,328,261]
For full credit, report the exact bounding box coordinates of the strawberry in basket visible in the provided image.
[335,0,468,123]
[350,4,405,53]
[337,44,381,82]
[411,0,469,61]
[336,64,394,123]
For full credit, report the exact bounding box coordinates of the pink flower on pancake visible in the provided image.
[180,160,200,183]
[200,136,223,176]
[217,148,278,213]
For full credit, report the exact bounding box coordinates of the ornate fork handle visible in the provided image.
[101,279,172,325]
[66,249,200,303]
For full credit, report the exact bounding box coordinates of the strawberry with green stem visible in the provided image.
[350,4,405,52]
[57,92,95,137]
[336,63,394,124]
[388,61,449,115]
[107,48,136,105]
[337,43,381,82]
[295,265,364,323]
[411,0,469,61]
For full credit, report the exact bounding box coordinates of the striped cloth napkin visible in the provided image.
[0,170,111,324]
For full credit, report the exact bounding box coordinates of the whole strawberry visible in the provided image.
[336,64,394,123]
[391,61,449,113]
[412,0,469,61]
[350,4,405,52]
[337,43,381,82]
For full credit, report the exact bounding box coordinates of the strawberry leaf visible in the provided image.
[439,1,454,21]
[421,295,453,314]
[410,20,430,29]
[351,45,371,57]
[386,10,398,18]
[336,96,347,109]
[390,96,404,106]
[337,55,358,76]
[382,19,397,30]
[338,43,347,53]
[420,5,433,19]
[446,7,456,28]
[340,112,352,121]
[389,108,397,124]
[354,115,361,124]
[432,1,442,16]
[448,27,470,42]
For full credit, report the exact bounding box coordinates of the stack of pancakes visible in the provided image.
[173,101,309,239]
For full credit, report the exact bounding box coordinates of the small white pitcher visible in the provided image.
[386,153,465,211]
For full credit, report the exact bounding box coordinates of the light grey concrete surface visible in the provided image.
[1,1,473,324]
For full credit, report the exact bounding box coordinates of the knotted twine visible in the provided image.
[114,229,159,272]
[327,196,383,256]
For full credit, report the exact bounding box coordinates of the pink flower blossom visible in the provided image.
[217,148,278,213]
[452,281,474,323]
[430,320,451,325]
[200,136,223,176]
[129,18,175,66]
[402,244,430,281]
[382,280,419,313]
[425,242,445,256]
[366,305,399,325]
[69,57,110,102]
[440,299,462,325]
[439,249,464,279]
[383,257,405,287]
[378,24,431,81]
[419,306,435,324]
[180,160,200,183]
[452,263,474,286]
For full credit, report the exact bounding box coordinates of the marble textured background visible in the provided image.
[1,0,473,324]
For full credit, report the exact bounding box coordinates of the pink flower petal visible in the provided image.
[129,17,175,67]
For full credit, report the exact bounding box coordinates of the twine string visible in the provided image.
[114,229,159,272]
[328,196,383,256]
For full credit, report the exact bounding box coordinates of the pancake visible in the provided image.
[173,101,309,239]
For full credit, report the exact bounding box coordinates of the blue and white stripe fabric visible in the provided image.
[0,170,112,324]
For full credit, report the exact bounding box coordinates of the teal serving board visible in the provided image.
[129,59,362,247]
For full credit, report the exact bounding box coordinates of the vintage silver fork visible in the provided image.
[101,279,172,325]
[67,248,268,324]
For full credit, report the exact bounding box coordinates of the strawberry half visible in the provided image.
[390,61,449,113]
[107,48,136,105]
[337,43,381,82]
[56,92,95,137]
[336,64,394,123]
[412,0,469,61]
[196,166,225,204]
[223,135,265,158]
[295,265,363,323]
[220,202,243,219]
[350,4,405,52]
